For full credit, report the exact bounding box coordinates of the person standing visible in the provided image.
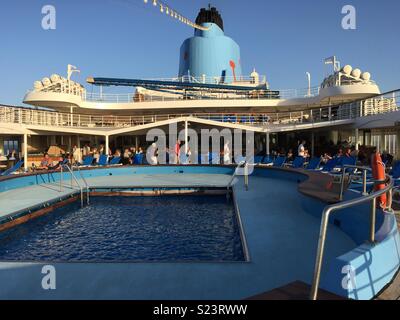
[147,142,158,165]
[174,139,181,164]
[223,141,231,164]
[72,145,82,164]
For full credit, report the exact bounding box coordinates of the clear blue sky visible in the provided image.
[0,0,399,105]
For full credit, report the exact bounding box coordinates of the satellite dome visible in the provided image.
[342,65,352,75]
[351,68,361,78]
[34,81,43,90]
[361,72,371,81]
[50,74,61,82]
[42,77,51,86]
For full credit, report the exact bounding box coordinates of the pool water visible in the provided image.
[0,196,245,262]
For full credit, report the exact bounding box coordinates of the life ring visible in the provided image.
[371,152,387,208]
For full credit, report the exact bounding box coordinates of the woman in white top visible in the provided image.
[147,143,158,165]
[223,141,232,164]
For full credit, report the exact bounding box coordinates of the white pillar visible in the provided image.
[70,106,74,126]
[23,133,28,172]
[184,120,188,154]
[266,132,270,155]
[355,128,359,150]
[105,135,109,156]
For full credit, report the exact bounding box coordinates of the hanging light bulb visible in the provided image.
[170,10,174,17]
[152,0,157,6]
[160,4,164,13]
[143,0,148,3]
[165,7,169,15]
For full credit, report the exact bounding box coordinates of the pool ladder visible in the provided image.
[60,164,90,207]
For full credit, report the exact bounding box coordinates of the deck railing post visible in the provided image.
[362,170,368,196]
[310,209,331,300]
[370,198,376,243]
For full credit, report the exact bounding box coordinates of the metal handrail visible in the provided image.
[338,165,372,200]
[61,164,85,207]
[228,161,246,188]
[74,165,90,205]
[310,170,394,300]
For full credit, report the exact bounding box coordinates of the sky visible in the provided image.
[0,0,399,105]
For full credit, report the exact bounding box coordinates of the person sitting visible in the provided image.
[287,149,294,162]
[321,152,332,164]
[122,148,131,165]
[36,153,52,170]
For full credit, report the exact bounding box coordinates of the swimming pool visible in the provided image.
[0,195,244,262]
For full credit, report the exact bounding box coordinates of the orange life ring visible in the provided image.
[371,152,387,208]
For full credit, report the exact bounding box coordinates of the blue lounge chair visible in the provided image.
[390,161,400,186]
[133,154,143,165]
[290,156,305,169]
[0,159,24,176]
[254,155,264,164]
[81,156,94,166]
[180,154,189,165]
[235,155,246,164]
[109,156,121,165]
[262,156,274,165]
[306,157,321,170]
[321,158,338,172]
[97,154,108,166]
[209,152,220,164]
[273,156,286,167]
[331,156,357,175]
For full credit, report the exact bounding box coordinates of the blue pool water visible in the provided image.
[0,196,244,262]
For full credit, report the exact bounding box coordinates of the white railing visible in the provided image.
[83,87,321,103]
[3,90,399,130]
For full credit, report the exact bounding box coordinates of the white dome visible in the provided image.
[361,72,371,81]
[251,68,259,77]
[351,68,361,78]
[42,77,51,86]
[342,65,352,75]
[50,74,61,82]
[34,81,43,90]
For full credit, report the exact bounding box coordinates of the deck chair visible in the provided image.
[273,156,286,167]
[290,156,305,169]
[81,156,94,166]
[0,159,24,176]
[109,156,121,165]
[262,156,274,165]
[321,158,338,172]
[209,152,220,164]
[306,157,321,170]
[133,154,143,165]
[180,154,190,165]
[97,154,108,166]
[331,156,357,175]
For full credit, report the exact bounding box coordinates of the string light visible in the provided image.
[143,0,209,31]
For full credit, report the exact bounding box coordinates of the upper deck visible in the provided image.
[23,71,381,115]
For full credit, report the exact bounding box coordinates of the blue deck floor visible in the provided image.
[0,174,356,299]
